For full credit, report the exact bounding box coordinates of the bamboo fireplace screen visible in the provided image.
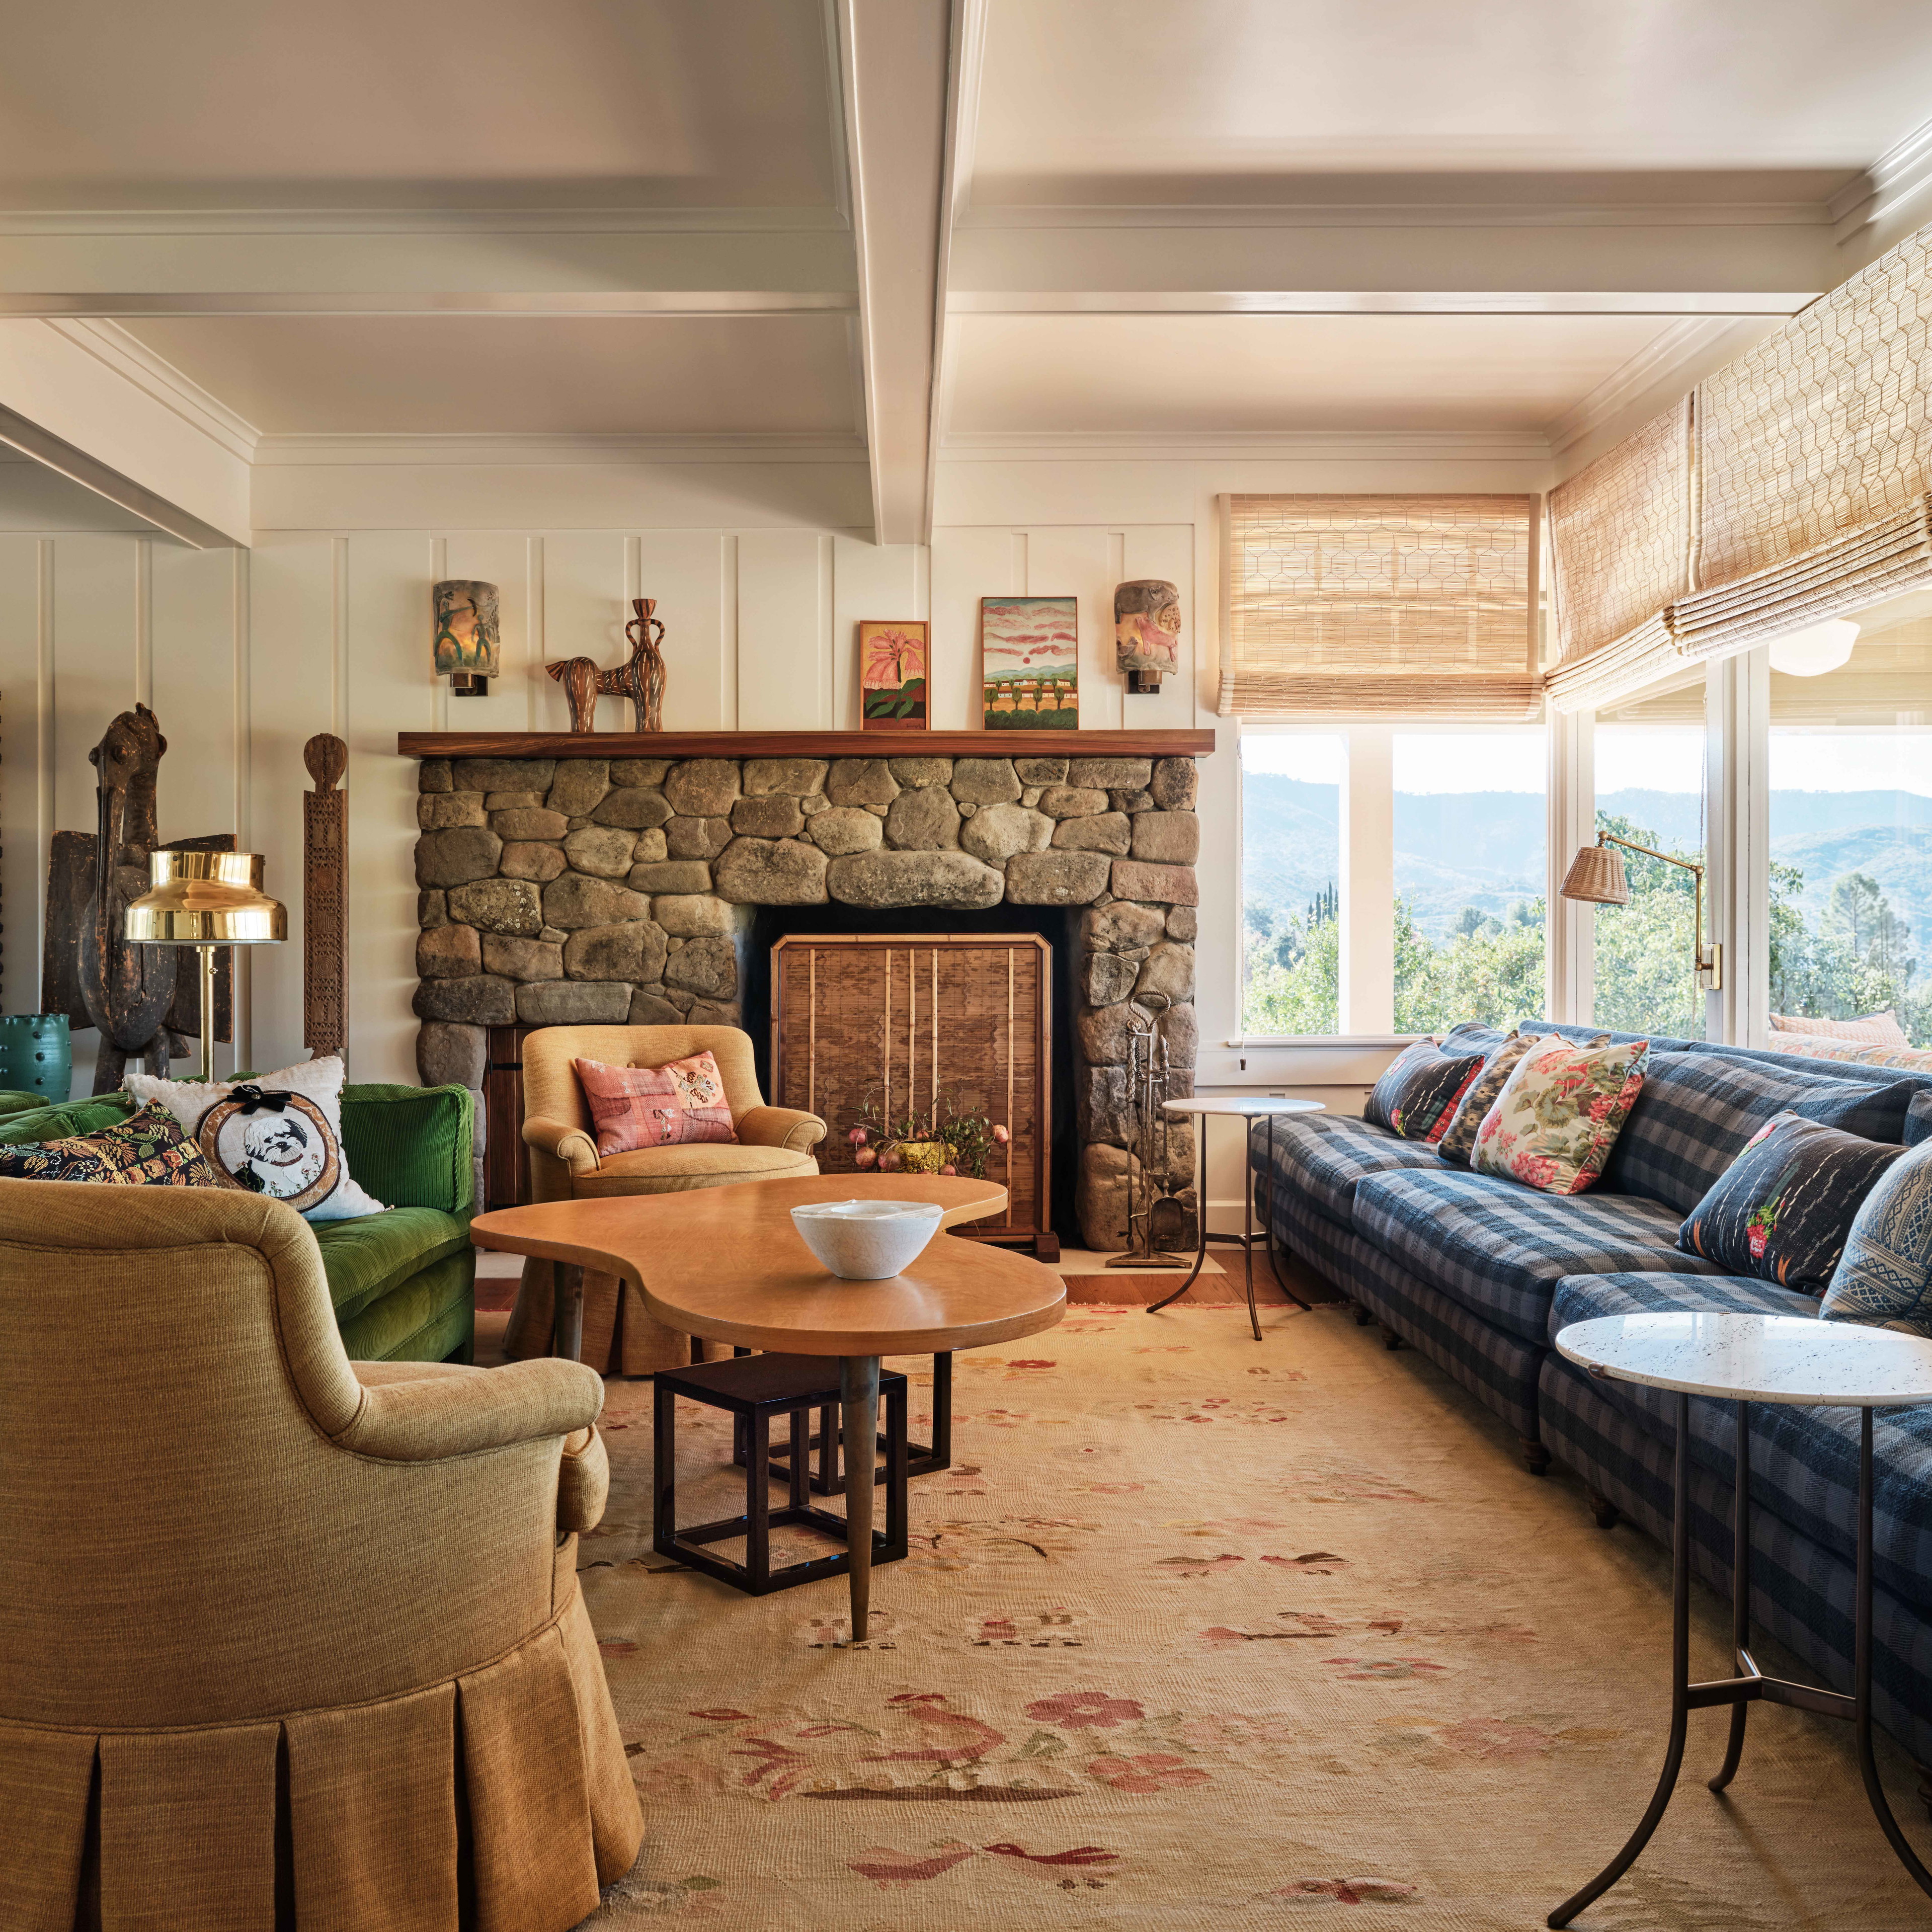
[770,934,1052,1241]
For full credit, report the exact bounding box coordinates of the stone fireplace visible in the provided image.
[409,745,1200,1250]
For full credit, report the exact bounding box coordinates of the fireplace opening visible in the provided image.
[741,902,1082,1245]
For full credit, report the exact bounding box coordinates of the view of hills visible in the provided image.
[1243,771,1932,958]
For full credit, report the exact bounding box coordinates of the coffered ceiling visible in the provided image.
[0,0,1929,543]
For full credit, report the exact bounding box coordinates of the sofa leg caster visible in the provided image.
[1520,1438,1551,1477]
[1352,1304,1374,1327]
[1381,1327,1405,1351]
[1584,1487,1619,1527]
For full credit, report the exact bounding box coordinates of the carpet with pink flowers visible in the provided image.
[574,1301,1931,1929]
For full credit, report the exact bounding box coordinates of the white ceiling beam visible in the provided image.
[0,218,856,315]
[0,320,249,543]
[835,0,956,546]
[949,215,1837,316]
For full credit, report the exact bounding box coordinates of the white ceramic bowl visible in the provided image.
[790,1198,945,1279]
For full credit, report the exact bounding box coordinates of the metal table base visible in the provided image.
[1146,1112,1308,1341]
[1551,1391,1932,1926]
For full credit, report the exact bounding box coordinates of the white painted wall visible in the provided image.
[0,444,1547,1224]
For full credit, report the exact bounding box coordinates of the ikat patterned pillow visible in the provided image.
[0,1100,219,1187]
[575,1051,738,1156]
[1821,1138,1932,1335]
[1470,1033,1649,1196]
[1363,1039,1485,1144]
[1678,1111,1904,1294]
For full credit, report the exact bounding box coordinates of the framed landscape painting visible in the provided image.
[858,620,928,729]
[980,595,1078,730]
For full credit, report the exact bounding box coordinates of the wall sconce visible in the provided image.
[1560,834,1723,992]
[1115,578,1181,695]
[433,580,500,697]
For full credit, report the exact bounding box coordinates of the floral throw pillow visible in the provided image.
[1437,1029,1612,1167]
[0,1100,219,1187]
[1821,1139,1932,1336]
[1678,1111,1904,1293]
[1470,1034,1649,1196]
[1362,1040,1485,1144]
[575,1051,738,1156]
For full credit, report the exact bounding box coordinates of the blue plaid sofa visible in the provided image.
[1254,1022,1932,1766]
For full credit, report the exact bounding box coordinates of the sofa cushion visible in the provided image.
[1550,1268,1932,1615]
[1604,1050,1920,1214]
[1470,1033,1650,1196]
[0,1100,219,1188]
[1352,1167,1718,1344]
[1677,1112,1905,1294]
[312,1206,472,1325]
[1823,1138,1932,1338]
[1254,1113,1445,1229]
[575,1141,818,1195]
[0,1092,137,1144]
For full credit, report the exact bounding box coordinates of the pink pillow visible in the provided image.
[574,1051,738,1156]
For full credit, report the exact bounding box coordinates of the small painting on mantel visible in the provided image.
[858,620,929,730]
[980,595,1078,730]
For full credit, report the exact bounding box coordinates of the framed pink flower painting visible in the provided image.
[858,620,929,729]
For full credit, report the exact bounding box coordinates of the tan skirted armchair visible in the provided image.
[0,1179,643,1932]
[507,1024,827,1375]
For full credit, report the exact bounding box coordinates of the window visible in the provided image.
[1241,734,1343,1035]
[1768,614,1932,1043]
[1392,730,1547,1032]
[1592,671,1707,1041]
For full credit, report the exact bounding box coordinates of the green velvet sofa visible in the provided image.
[0,1080,477,1362]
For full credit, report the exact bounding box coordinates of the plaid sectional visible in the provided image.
[1275,1183,1546,1442]
[1255,1039,1932,1765]
[1602,1051,1922,1212]
[1350,1168,1716,1344]
[1253,1113,1444,1230]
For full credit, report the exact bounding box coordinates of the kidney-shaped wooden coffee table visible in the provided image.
[469,1176,1065,1642]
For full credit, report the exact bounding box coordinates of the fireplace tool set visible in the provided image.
[1104,993,1192,1269]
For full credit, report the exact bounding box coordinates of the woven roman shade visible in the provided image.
[1545,222,1932,709]
[1218,494,1541,718]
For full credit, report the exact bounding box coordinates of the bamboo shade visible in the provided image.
[1547,399,1694,665]
[1698,227,1932,591]
[1218,494,1541,718]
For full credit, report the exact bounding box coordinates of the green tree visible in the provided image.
[1589,812,1705,1041]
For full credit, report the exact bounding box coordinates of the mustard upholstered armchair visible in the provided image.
[508,1023,827,1374]
[0,1178,642,1932]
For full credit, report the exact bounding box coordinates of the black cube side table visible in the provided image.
[731,1350,953,1492]
[655,1351,909,1596]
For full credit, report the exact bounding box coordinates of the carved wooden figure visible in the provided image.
[38,705,233,1092]
[303,734,349,1061]
[545,597,667,733]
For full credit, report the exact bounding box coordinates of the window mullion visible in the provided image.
[1340,725,1396,1034]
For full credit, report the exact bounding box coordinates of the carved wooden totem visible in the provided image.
[303,734,349,1060]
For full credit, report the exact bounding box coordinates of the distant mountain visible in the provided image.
[1242,771,1932,958]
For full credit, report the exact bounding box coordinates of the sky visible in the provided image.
[1244,725,1932,799]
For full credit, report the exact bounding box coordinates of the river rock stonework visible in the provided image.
[411,752,1199,1249]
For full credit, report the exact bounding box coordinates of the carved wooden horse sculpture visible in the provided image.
[78,704,177,1088]
[545,597,666,734]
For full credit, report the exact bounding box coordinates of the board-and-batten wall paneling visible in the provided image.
[0,520,1194,1094]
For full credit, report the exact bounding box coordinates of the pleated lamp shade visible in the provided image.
[1560,842,1631,906]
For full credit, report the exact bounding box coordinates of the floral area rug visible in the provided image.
[578,1303,1930,1929]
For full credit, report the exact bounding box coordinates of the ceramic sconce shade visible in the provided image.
[1115,579,1181,694]
[433,580,501,684]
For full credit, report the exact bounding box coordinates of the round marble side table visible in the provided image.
[1145,1096,1326,1340]
[1549,1310,1932,1928]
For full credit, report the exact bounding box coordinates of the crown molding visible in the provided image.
[939,428,1552,462]
[42,318,261,460]
[1543,316,1747,456]
[961,199,1832,232]
[1829,113,1932,240]
[0,204,850,237]
[249,431,869,467]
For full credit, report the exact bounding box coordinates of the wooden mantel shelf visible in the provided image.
[398,729,1217,759]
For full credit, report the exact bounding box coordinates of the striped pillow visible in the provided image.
[1771,1009,1910,1045]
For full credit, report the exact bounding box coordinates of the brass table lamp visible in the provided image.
[125,852,287,1082]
